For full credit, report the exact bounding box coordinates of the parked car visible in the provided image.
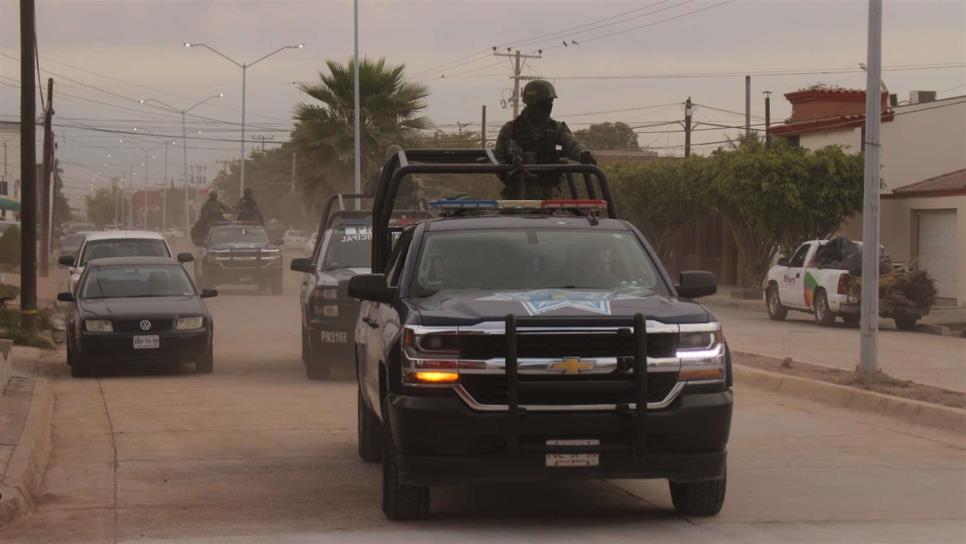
[59,230,189,293]
[283,229,309,248]
[58,256,217,377]
[58,231,95,262]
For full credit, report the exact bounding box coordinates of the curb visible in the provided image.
[734,364,966,435]
[0,378,54,526]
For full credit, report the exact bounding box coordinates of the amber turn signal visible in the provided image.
[412,371,459,383]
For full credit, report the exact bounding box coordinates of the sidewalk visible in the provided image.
[706,300,966,393]
[0,346,55,524]
[706,285,966,332]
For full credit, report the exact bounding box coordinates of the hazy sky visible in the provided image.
[0,0,963,204]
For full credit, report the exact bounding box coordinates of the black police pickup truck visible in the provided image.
[291,194,373,379]
[195,222,283,294]
[348,149,732,521]
[291,193,431,380]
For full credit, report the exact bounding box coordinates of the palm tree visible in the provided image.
[292,57,429,204]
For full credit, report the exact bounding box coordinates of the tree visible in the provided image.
[291,57,429,209]
[706,136,864,286]
[574,122,640,151]
[608,158,709,262]
[85,186,124,227]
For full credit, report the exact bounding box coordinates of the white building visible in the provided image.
[771,89,966,304]
[0,121,21,221]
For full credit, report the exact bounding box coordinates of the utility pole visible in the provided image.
[684,97,693,158]
[291,151,297,193]
[481,105,487,149]
[493,48,542,117]
[253,134,275,152]
[860,0,883,375]
[744,75,751,138]
[143,149,150,229]
[19,0,38,333]
[763,91,772,149]
[40,78,53,277]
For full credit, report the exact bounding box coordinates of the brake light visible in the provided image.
[837,273,850,295]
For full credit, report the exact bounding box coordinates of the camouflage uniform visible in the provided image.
[493,80,594,199]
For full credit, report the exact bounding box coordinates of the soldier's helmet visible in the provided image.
[522,80,558,105]
[243,188,253,197]
[208,191,217,200]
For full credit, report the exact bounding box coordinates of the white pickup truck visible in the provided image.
[763,238,927,330]
[763,239,864,327]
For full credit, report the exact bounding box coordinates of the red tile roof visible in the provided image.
[885,169,966,198]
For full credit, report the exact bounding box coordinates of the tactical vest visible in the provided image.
[509,119,561,186]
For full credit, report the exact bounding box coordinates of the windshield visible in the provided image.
[322,225,372,270]
[79,239,169,266]
[209,226,270,245]
[61,234,86,248]
[413,229,664,296]
[80,264,196,299]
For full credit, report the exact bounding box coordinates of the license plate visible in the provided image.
[133,335,160,350]
[546,439,600,467]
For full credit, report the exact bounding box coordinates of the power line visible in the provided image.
[531,62,966,80]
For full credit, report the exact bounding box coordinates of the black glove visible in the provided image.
[579,151,597,165]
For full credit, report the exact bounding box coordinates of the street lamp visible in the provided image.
[139,94,222,234]
[185,41,304,194]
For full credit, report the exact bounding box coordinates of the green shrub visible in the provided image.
[0,225,20,266]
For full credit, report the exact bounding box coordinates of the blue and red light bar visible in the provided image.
[429,199,607,211]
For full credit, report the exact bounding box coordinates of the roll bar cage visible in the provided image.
[370,148,616,271]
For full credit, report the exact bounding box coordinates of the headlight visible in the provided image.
[322,305,338,317]
[213,256,232,261]
[322,288,338,299]
[176,316,204,330]
[677,325,726,383]
[85,319,113,332]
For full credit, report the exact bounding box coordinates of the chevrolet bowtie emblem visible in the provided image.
[548,357,595,375]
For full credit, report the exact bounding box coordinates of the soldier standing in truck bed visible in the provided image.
[493,80,597,199]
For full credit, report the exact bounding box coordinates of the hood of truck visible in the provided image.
[408,288,711,326]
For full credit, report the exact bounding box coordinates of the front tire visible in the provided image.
[358,387,382,462]
[382,407,430,520]
[813,291,835,327]
[67,337,91,378]
[669,478,726,517]
[196,342,214,373]
[305,339,331,380]
[766,285,787,321]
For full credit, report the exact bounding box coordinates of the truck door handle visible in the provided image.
[362,317,379,329]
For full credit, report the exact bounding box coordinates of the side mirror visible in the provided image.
[777,257,789,267]
[57,292,75,302]
[290,258,314,273]
[200,288,218,298]
[348,273,397,304]
[177,252,194,263]
[58,254,75,267]
[675,271,717,299]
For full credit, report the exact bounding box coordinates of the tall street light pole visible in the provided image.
[353,0,362,207]
[185,42,303,195]
[140,94,222,235]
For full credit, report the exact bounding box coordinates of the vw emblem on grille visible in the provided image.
[139,320,152,331]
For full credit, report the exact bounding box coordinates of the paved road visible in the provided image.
[2,278,965,543]
[707,303,966,392]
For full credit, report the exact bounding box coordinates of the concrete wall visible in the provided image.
[879,98,966,190]
[799,97,966,192]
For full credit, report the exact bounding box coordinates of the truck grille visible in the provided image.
[458,331,677,359]
[460,372,679,407]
